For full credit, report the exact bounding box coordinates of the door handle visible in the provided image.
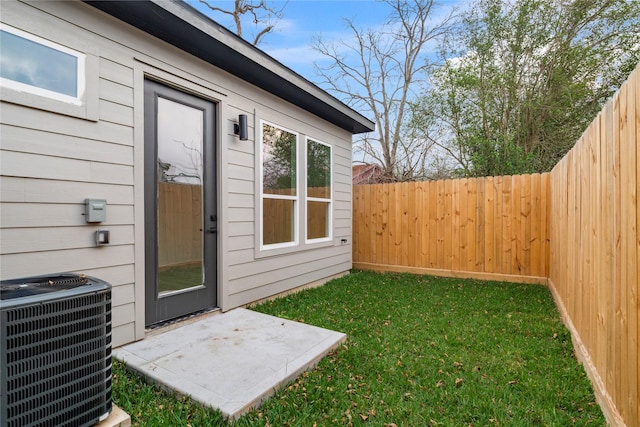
[206,215,218,234]
[206,214,217,234]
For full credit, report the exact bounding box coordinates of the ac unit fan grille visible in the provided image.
[1,291,112,427]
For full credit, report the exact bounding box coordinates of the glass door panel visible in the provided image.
[156,98,204,295]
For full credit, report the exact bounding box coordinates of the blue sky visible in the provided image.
[188,1,464,85]
[187,0,466,165]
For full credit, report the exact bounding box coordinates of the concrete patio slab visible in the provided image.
[113,308,346,419]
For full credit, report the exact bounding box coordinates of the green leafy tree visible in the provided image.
[263,124,296,191]
[411,0,640,177]
[306,141,331,189]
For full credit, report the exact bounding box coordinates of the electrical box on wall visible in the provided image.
[85,198,107,223]
[95,230,110,246]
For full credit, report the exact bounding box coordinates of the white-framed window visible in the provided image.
[0,23,85,106]
[306,138,332,242]
[260,121,299,249]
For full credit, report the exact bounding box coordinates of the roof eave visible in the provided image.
[84,0,375,134]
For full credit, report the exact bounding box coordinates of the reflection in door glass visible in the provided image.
[156,97,204,295]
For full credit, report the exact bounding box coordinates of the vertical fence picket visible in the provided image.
[530,174,540,277]
[635,61,640,426]
[468,178,478,271]
[484,177,495,273]
[613,85,623,412]
[428,180,438,268]
[352,185,360,263]
[436,180,445,267]
[453,178,462,271]
[620,73,638,423]
[402,181,411,266]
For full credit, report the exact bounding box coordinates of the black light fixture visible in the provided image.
[234,114,248,141]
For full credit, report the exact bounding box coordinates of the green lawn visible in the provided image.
[112,270,605,426]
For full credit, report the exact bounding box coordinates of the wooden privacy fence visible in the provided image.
[353,174,551,282]
[352,63,639,426]
[158,182,202,269]
[263,187,330,244]
[548,64,639,426]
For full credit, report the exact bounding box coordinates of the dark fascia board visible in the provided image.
[84,0,375,135]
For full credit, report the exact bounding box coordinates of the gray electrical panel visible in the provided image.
[85,198,107,223]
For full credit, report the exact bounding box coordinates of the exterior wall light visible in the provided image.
[234,114,248,140]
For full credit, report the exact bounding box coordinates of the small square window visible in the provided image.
[0,24,85,105]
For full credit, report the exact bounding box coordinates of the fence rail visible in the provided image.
[353,174,551,280]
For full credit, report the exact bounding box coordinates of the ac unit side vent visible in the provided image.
[1,275,112,427]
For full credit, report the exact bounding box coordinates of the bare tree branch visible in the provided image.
[198,0,285,45]
[313,0,456,181]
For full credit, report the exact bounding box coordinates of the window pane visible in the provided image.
[157,97,203,185]
[307,140,331,199]
[307,201,330,240]
[263,124,296,195]
[263,198,295,245]
[0,29,78,97]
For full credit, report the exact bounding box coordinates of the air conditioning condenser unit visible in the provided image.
[0,273,112,427]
